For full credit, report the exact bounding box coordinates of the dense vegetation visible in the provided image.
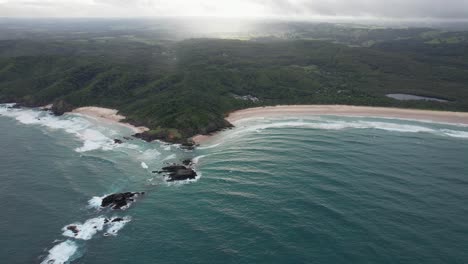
[1,19,467,143]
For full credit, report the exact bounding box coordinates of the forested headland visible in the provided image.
[1,19,468,143]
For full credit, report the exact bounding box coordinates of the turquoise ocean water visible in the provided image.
[1,104,468,264]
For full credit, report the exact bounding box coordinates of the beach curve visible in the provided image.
[71,106,149,134]
[192,105,468,144]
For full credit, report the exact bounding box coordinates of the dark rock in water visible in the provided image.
[66,225,79,234]
[182,159,192,166]
[114,139,123,144]
[132,132,159,143]
[111,217,124,222]
[101,192,144,210]
[180,142,196,150]
[51,100,74,116]
[167,168,197,182]
[158,164,197,182]
[162,165,187,171]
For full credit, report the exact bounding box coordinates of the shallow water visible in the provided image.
[1,105,468,263]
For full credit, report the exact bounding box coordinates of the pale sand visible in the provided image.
[192,105,468,144]
[71,106,149,133]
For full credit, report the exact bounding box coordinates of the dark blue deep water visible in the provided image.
[1,105,468,264]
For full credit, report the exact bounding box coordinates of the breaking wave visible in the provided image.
[42,215,131,263]
[441,129,468,138]
[104,216,132,236]
[197,143,221,150]
[192,155,207,164]
[40,240,79,264]
[227,118,468,140]
[0,104,123,153]
[62,217,107,240]
[87,195,107,210]
[162,154,177,161]
[62,216,131,240]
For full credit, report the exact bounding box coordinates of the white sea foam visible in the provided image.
[141,162,149,169]
[0,105,124,152]
[62,217,107,240]
[247,120,435,133]
[41,240,78,264]
[358,121,435,133]
[87,195,106,210]
[104,216,132,236]
[226,118,468,140]
[197,143,221,150]
[163,145,171,151]
[162,154,177,161]
[441,129,468,138]
[75,129,113,152]
[140,149,161,160]
[192,155,206,164]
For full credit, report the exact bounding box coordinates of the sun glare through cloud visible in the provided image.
[1,0,468,20]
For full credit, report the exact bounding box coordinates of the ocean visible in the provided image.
[1,104,468,264]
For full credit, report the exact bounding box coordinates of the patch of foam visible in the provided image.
[192,155,206,164]
[87,195,106,210]
[141,162,149,169]
[227,119,443,139]
[163,145,171,151]
[41,240,78,264]
[75,129,113,152]
[0,105,121,153]
[197,143,221,150]
[140,149,161,160]
[121,143,140,150]
[442,129,468,138]
[62,217,106,240]
[162,154,176,161]
[359,121,435,133]
[104,216,132,236]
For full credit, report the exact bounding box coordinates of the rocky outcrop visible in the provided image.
[113,139,123,144]
[133,130,197,149]
[66,225,79,234]
[101,192,144,210]
[154,164,197,182]
[51,100,74,116]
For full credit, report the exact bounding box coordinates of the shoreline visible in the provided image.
[71,107,149,134]
[192,105,468,144]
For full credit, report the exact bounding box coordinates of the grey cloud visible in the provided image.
[1,0,468,19]
[257,0,468,19]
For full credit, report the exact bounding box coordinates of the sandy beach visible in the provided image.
[71,106,149,133]
[192,105,468,143]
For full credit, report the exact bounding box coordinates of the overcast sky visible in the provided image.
[1,0,467,20]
